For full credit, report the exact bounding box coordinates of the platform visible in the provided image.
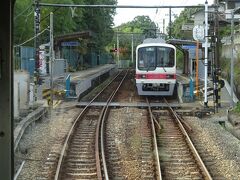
[40,64,117,100]
[176,72,238,108]
[176,73,195,103]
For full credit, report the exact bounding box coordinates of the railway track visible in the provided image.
[55,70,127,179]
[39,69,212,179]
[38,70,127,179]
[153,98,212,179]
[101,97,161,179]
[51,69,162,179]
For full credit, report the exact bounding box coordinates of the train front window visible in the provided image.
[156,47,175,67]
[138,47,156,71]
[138,46,174,70]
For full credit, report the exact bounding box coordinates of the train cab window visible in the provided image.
[157,47,175,67]
[138,47,156,71]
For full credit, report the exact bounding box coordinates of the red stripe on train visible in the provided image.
[136,73,176,79]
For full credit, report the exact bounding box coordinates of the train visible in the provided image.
[135,38,177,96]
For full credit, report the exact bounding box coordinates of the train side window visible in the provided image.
[168,49,174,67]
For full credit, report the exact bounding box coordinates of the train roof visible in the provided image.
[136,42,176,50]
[143,38,166,44]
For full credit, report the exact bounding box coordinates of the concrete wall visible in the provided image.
[50,59,67,78]
[14,71,30,118]
[221,34,240,59]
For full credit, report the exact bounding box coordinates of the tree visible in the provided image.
[170,7,201,39]
[109,15,157,60]
[14,0,116,50]
[117,15,157,37]
[14,0,35,45]
[14,0,78,46]
[72,0,116,50]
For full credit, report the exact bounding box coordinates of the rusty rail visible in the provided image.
[146,97,162,180]
[164,98,212,180]
[54,71,123,180]
[99,70,128,179]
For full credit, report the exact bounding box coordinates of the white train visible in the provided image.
[135,38,177,96]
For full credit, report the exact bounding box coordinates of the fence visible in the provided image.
[14,46,35,75]
[117,60,132,68]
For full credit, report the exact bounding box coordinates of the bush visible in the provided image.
[68,66,76,72]
[233,101,240,113]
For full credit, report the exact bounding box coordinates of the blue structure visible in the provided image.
[65,74,71,97]
[189,77,194,100]
[20,46,35,75]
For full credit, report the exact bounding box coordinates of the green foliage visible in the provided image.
[14,0,34,45]
[14,0,116,51]
[171,8,201,39]
[109,15,157,60]
[73,0,116,49]
[171,7,232,39]
[117,15,157,36]
[176,49,184,69]
[220,26,231,37]
[233,101,240,113]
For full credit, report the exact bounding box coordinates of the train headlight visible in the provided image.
[136,74,146,79]
[166,74,174,79]
[141,74,146,79]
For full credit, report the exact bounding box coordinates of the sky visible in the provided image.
[114,0,214,31]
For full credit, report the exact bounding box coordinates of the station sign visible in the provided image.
[61,41,80,47]
[193,25,205,41]
[182,45,196,49]
[182,24,194,31]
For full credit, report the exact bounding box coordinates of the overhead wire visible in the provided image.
[14,27,49,48]
[14,4,32,21]
[18,8,34,43]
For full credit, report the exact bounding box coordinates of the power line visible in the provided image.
[40,7,61,23]
[18,8,34,43]
[14,4,32,20]
[14,28,49,47]
[37,3,207,9]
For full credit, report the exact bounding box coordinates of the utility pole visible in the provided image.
[213,0,221,111]
[196,41,199,97]
[34,0,40,102]
[116,30,119,66]
[169,8,172,38]
[50,12,54,107]
[204,0,209,108]
[131,33,134,64]
[216,0,221,108]
[163,19,165,34]
[230,10,234,107]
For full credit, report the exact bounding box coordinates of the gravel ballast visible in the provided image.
[184,114,240,179]
[15,101,80,180]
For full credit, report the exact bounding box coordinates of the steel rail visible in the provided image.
[146,97,162,180]
[98,70,128,180]
[14,161,25,180]
[163,98,213,180]
[54,71,122,180]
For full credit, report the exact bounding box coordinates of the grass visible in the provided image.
[233,102,240,113]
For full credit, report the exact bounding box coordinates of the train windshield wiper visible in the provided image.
[146,63,149,72]
[162,65,167,72]
[146,62,151,72]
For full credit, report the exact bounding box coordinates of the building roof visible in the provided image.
[54,31,94,47]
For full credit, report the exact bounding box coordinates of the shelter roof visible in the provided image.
[54,31,94,46]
